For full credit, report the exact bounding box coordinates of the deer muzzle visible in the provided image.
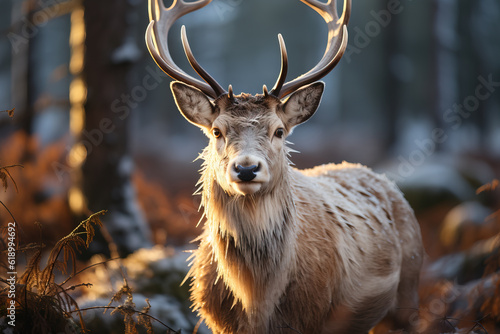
[227,155,270,195]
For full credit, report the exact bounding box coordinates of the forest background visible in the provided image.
[0,0,499,333]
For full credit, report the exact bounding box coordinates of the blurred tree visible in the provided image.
[78,0,151,256]
[458,0,487,150]
[10,0,36,145]
[382,0,400,149]
[431,0,459,151]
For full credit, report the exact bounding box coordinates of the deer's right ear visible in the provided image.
[171,81,218,129]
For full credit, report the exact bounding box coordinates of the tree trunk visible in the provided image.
[383,0,400,150]
[10,0,36,142]
[431,0,459,151]
[80,0,151,256]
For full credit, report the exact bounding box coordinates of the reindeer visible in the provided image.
[145,0,423,333]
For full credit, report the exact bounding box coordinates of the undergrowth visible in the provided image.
[0,209,106,333]
[0,162,181,334]
[478,180,500,323]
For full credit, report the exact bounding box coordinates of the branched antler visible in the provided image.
[145,0,226,98]
[270,0,351,98]
[145,0,351,99]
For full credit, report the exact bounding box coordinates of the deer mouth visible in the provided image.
[231,180,263,196]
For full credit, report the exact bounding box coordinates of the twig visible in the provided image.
[61,282,93,293]
[0,200,17,223]
[0,108,15,117]
[468,314,489,334]
[446,314,490,334]
[60,257,121,287]
[442,316,456,331]
[193,318,203,334]
[69,306,182,333]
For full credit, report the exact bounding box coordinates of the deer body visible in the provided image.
[177,91,423,334]
[145,0,423,332]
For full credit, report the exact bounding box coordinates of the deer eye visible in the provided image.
[274,128,284,139]
[212,128,222,138]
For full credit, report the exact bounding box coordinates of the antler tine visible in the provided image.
[303,0,351,72]
[262,84,269,97]
[269,34,288,97]
[274,0,351,99]
[146,0,226,99]
[181,26,226,98]
[300,0,350,25]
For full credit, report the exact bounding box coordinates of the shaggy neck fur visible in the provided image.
[198,147,298,324]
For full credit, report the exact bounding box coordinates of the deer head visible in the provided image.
[145,0,351,196]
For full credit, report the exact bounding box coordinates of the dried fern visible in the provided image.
[0,164,23,192]
[0,161,185,333]
[137,298,154,334]
[0,209,107,334]
[106,281,155,334]
[71,279,181,334]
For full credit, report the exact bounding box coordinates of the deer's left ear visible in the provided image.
[281,82,324,129]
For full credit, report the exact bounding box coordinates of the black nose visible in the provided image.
[235,164,259,182]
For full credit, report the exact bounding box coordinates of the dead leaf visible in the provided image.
[476,179,499,194]
[1,108,15,117]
